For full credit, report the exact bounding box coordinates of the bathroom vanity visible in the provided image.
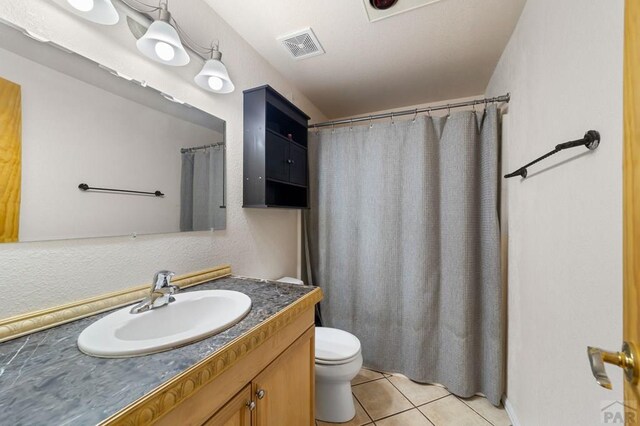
[0,268,322,425]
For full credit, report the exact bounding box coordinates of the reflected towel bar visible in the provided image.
[504,130,601,179]
[78,183,164,197]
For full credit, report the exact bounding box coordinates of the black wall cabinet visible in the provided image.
[243,85,310,209]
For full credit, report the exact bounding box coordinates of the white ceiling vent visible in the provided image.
[278,28,325,60]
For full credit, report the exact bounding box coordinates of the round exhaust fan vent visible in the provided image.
[369,0,398,10]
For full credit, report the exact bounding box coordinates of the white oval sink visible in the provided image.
[77,290,251,358]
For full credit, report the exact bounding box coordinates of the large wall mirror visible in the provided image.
[0,19,226,243]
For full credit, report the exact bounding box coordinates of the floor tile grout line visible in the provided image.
[351,376,415,424]
[381,375,447,425]
[384,376,419,408]
[411,405,436,426]
[454,395,496,426]
[416,393,453,407]
[369,406,419,423]
[351,388,374,425]
[385,374,453,408]
[352,375,387,387]
[412,402,436,426]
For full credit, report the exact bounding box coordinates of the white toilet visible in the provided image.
[276,277,362,423]
[314,327,363,422]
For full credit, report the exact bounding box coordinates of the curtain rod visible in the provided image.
[310,93,511,129]
[180,142,225,153]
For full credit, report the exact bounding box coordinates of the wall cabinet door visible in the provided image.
[265,132,290,182]
[204,385,253,426]
[288,143,307,187]
[252,334,314,426]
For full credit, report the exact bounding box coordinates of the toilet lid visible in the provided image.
[315,327,361,362]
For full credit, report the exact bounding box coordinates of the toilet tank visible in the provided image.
[276,277,304,286]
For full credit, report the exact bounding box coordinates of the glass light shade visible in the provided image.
[68,0,94,12]
[194,58,235,94]
[208,76,224,91]
[66,0,118,25]
[154,41,175,61]
[136,20,190,66]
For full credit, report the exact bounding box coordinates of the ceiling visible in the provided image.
[205,0,526,119]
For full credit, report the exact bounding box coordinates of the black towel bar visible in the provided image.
[78,183,164,197]
[504,130,600,179]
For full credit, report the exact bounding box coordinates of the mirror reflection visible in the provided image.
[0,20,226,243]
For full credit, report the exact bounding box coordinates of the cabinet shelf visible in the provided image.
[243,85,310,209]
[266,177,308,189]
[265,128,308,150]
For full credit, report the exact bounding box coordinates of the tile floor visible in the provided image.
[316,368,511,426]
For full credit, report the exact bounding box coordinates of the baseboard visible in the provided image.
[502,396,521,426]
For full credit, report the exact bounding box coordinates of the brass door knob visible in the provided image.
[587,341,639,389]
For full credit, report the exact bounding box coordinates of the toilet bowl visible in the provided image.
[315,327,363,423]
[276,278,362,423]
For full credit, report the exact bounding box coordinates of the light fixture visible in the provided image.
[23,30,50,43]
[369,0,398,9]
[65,0,119,25]
[136,1,190,66]
[161,93,185,104]
[194,47,235,94]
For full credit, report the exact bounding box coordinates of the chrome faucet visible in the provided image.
[130,270,178,314]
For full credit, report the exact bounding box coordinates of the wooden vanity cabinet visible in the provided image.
[203,385,252,426]
[156,305,316,426]
[252,330,314,425]
[201,334,313,426]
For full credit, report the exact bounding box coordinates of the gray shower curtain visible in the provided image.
[305,106,504,405]
[180,147,225,231]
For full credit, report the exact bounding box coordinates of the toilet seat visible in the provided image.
[315,351,361,366]
[315,327,361,365]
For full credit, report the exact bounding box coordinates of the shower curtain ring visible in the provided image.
[332,122,335,134]
[369,115,373,129]
[349,118,354,131]
[391,113,395,125]
[447,104,451,117]
[412,109,418,123]
[427,108,432,118]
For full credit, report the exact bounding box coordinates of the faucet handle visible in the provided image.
[152,270,176,292]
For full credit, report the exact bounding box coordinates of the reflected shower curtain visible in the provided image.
[305,106,504,405]
[180,147,225,231]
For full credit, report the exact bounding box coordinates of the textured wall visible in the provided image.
[486,0,624,424]
[0,0,326,318]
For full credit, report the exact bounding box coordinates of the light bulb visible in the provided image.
[154,41,175,61]
[208,76,224,91]
[67,0,95,12]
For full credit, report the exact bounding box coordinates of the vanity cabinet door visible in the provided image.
[253,330,314,426]
[204,384,253,426]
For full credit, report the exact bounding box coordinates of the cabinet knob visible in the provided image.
[256,389,266,399]
[246,401,256,411]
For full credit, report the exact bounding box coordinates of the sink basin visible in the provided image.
[77,290,252,358]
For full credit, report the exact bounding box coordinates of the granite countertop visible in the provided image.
[0,276,315,426]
